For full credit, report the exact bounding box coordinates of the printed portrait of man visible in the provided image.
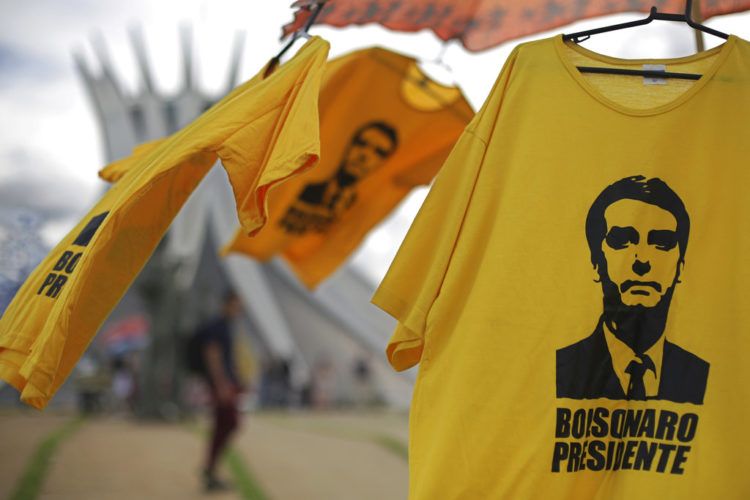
[280,121,398,234]
[556,175,709,404]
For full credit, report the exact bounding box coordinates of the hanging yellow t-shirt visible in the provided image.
[223,47,474,288]
[0,37,329,409]
[373,35,750,498]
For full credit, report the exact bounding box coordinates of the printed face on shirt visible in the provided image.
[343,125,397,178]
[557,175,708,406]
[600,199,682,308]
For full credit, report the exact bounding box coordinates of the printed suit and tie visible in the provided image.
[556,176,709,405]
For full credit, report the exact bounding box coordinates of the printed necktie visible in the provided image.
[625,354,655,400]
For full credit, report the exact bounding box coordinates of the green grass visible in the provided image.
[10,415,268,500]
[10,417,83,500]
[260,413,409,462]
[225,447,269,500]
[371,434,408,461]
[189,423,269,500]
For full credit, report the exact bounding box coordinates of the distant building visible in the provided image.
[75,27,414,414]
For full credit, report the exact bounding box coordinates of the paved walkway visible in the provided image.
[1,410,409,500]
[239,412,409,500]
[0,412,71,499]
[41,418,236,500]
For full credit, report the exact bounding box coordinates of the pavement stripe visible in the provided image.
[9,418,83,500]
[259,413,409,461]
[190,423,269,500]
[225,447,269,500]
[237,417,409,500]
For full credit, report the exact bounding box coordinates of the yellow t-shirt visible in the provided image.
[0,37,329,409]
[223,47,474,288]
[373,35,750,498]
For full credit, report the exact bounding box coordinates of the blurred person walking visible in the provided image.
[191,291,244,491]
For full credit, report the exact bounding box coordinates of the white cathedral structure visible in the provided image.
[74,27,414,413]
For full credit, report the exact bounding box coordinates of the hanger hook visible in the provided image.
[685,0,694,20]
[264,0,327,78]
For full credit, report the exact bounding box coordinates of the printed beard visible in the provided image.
[600,278,676,356]
[337,163,360,187]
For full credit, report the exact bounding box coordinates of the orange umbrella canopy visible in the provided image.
[283,0,749,52]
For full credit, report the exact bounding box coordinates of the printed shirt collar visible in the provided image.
[602,320,665,398]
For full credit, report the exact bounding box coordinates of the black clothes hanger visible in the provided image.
[562,0,730,81]
[264,0,327,78]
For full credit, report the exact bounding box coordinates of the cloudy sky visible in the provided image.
[0,1,748,284]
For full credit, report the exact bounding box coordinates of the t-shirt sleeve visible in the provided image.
[391,140,459,188]
[372,130,487,371]
[372,46,520,372]
[218,41,329,237]
[98,138,169,183]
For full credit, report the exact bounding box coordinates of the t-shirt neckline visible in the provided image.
[366,48,471,116]
[553,33,737,117]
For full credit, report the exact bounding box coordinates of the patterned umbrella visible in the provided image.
[283,0,750,52]
[100,314,150,355]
